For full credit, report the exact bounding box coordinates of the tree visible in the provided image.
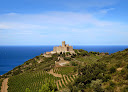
[39,80,57,92]
[25,88,31,92]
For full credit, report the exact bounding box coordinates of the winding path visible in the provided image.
[1,78,9,92]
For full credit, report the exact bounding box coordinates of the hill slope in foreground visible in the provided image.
[0,48,128,92]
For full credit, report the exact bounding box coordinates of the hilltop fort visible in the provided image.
[43,41,75,57]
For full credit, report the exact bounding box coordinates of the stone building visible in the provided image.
[51,41,75,54]
[43,41,75,57]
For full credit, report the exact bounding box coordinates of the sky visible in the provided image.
[0,0,128,45]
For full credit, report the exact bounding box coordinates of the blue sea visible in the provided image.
[0,45,128,75]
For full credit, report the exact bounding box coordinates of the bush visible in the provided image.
[70,61,78,66]
[66,52,71,56]
[78,83,85,90]
[71,54,76,58]
[116,61,122,68]
[13,68,22,76]
[43,67,51,71]
[125,74,128,80]
[39,80,57,92]
[121,69,126,75]
[125,48,128,51]
[126,64,128,69]
[103,75,111,82]
[74,49,78,54]
[109,81,115,87]
[25,88,31,92]
[109,67,116,73]
[90,79,104,92]
[79,49,85,52]
[80,51,88,56]
[122,86,128,92]
[64,57,71,61]
[105,52,109,55]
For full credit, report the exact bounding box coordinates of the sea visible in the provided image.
[0,45,128,75]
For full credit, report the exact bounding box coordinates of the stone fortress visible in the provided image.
[43,41,75,57]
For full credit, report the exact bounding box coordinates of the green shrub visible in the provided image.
[109,81,115,87]
[122,86,128,92]
[90,79,104,92]
[125,74,128,80]
[109,67,116,73]
[64,57,71,61]
[25,88,31,92]
[121,69,126,75]
[70,61,78,66]
[103,75,111,82]
[66,52,71,56]
[39,80,57,92]
[126,64,128,69]
[71,54,76,58]
[116,61,122,68]
[43,67,51,71]
[125,48,128,51]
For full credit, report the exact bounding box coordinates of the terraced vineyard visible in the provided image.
[56,75,77,90]
[53,66,77,75]
[8,71,60,92]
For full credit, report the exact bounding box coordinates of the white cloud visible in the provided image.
[0,24,10,29]
[99,8,115,14]
[0,11,117,31]
[0,11,128,45]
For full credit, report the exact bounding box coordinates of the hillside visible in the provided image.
[0,48,128,92]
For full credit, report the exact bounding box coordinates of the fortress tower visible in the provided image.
[62,41,65,47]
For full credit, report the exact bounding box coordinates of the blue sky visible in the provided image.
[0,0,128,45]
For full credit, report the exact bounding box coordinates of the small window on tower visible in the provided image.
[67,47,69,51]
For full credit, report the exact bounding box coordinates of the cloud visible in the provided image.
[0,11,116,31]
[99,8,115,14]
[0,11,128,45]
[0,24,10,29]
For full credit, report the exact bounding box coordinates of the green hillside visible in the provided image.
[68,48,128,92]
[0,48,128,92]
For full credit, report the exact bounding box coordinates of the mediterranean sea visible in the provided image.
[0,45,128,75]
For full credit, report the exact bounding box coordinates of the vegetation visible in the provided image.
[1,48,128,92]
[53,66,77,75]
[0,78,4,91]
[8,71,59,92]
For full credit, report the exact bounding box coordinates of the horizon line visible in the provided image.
[0,45,128,46]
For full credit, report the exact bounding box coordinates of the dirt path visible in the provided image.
[56,81,59,90]
[70,76,74,81]
[66,76,71,82]
[64,76,68,84]
[61,79,66,87]
[1,78,9,92]
[48,69,62,77]
[58,80,62,88]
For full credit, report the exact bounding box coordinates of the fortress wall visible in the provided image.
[68,46,73,51]
[53,47,57,52]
